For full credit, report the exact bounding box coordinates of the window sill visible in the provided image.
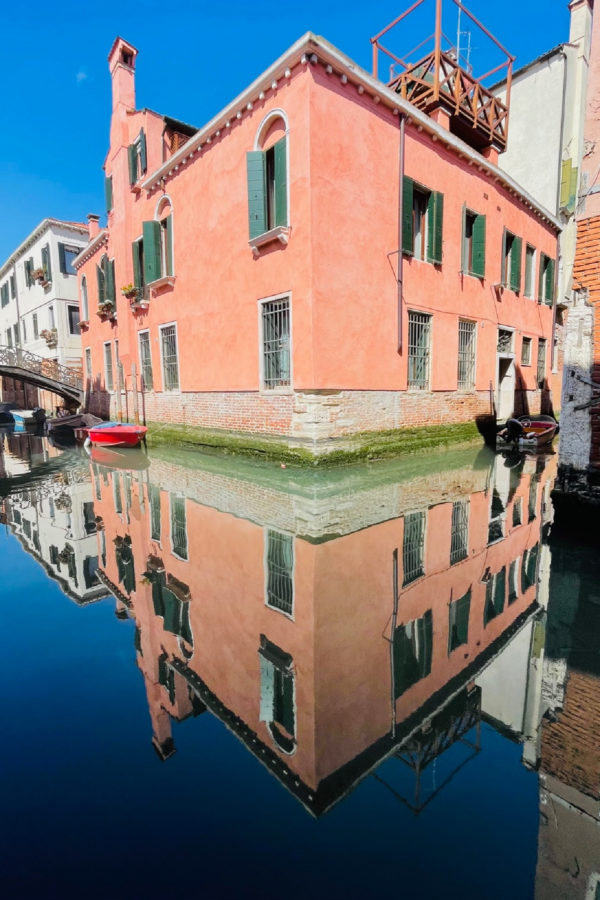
[131,182,142,194]
[148,275,175,292]
[260,386,293,396]
[249,225,290,257]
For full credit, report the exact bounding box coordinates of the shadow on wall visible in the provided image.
[85,374,111,419]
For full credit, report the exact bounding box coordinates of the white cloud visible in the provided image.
[76,70,88,84]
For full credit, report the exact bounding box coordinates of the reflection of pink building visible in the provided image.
[92,448,554,814]
[75,22,559,454]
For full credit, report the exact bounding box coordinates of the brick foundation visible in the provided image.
[86,385,548,448]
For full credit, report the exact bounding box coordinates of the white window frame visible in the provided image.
[67,304,80,336]
[81,275,89,321]
[524,244,536,299]
[169,492,188,561]
[138,329,154,391]
[159,321,180,393]
[85,347,92,383]
[521,336,532,366]
[263,527,295,621]
[103,341,114,392]
[258,292,293,393]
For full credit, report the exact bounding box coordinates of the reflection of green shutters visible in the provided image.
[402,176,414,254]
[448,588,471,653]
[427,190,443,264]
[472,213,486,278]
[393,609,433,697]
[274,136,287,226]
[128,144,137,185]
[274,669,295,735]
[246,151,267,239]
[143,220,161,283]
[165,215,173,276]
[510,236,522,292]
[105,175,113,212]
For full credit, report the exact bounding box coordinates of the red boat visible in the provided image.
[86,422,148,448]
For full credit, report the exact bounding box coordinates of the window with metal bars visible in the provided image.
[261,297,290,388]
[170,494,188,560]
[457,320,476,390]
[537,338,546,388]
[104,342,113,391]
[138,330,153,390]
[407,312,431,390]
[266,530,294,616]
[450,500,469,564]
[160,324,179,391]
[403,511,426,585]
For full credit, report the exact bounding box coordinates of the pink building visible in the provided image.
[75,24,560,455]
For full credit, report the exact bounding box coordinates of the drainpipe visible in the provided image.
[397,113,406,353]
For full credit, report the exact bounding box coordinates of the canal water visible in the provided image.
[0,431,598,900]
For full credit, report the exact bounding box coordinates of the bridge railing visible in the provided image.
[0,345,83,393]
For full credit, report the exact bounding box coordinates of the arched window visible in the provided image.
[137,196,173,286]
[81,275,89,321]
[246,111,289,239]
[96,253,115,307]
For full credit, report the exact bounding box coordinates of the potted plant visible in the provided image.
[121,283,138,300]
[40,327,58,348]
[32,267,45,282]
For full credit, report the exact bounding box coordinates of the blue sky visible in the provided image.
[1,0,570,261]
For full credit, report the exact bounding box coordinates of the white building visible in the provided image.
[0,218,88,410]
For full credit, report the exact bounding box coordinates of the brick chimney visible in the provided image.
[87,213,100,239]
[107,37,138,113]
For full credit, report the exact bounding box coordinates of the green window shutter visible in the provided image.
[501,228,507,286]
[560,159,571,209]
[460,204,467,273]
[402,175,414,255]
[24,259,31,287]
[165,215,173,276]
[510,236,522,292]
[143,220,162,283]
[106,258,116,302]
[58,243,67,274]
[538,253,546,302]
[274,136,287,227]
[472,213,486,278]
[132,241,142,288]
[139,129,147,174]
[524,246,532,294]
[568,165,578,213]
[246,151,267,239]
[41,244,51,281]
[105,175,113,212]
[545,257,555,305]
[427,191,443,264]
[128,144,137,185]
[96,264,105,305]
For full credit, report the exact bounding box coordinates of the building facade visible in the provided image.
[0,218,88,412]
[75,32,559,452]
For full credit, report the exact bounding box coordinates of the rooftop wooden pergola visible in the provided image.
[371,0,515,153]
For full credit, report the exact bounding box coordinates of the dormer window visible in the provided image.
[128,128,147,186]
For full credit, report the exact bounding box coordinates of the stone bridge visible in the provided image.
[0,345,83,405]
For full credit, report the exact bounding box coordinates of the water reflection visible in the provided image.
[87,446,554,817]
[5,436,599,899]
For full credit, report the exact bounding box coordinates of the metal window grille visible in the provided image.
[497,329,513,353]
[457,321,476,389]
[537,339,546,388]
[262,298,290,388]
[266,530,294,615]
[408,312,431,389]
[403,511,426,585]
[104,343,113,391]
[139,331,153,391]
[160,325,179,391]
[149,484,161,541]
[512,497,522,527]
[170,494,188,559]
[450,500,469,564]
[521,338,531,366]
